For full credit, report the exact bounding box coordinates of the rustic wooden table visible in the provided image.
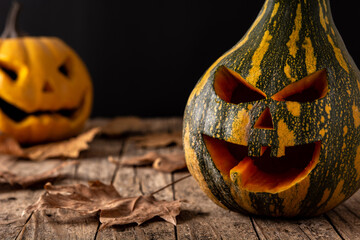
[0,118,359,240]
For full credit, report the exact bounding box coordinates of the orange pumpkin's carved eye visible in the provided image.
[0,62,17,81]
[58,61,70,78]
[214,66,266,104]
[272,69,328,102]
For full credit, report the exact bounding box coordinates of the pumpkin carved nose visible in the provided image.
[42,80,54,93]
[254,107,274,129]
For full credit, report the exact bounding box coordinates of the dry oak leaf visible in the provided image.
[0,160,78,188]
[102,117,183,136]
[25,181,182,230]
[119,151,161,166]
[0,128,101,161]
[0,132,24,157]
[24,127,101,161]
[130,131,182,148]
[111,151,187,172]
[153,152,186,173]
[102,116,146,136]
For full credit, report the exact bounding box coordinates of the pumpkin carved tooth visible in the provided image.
[0,95,85,122]
[203,134,320,193]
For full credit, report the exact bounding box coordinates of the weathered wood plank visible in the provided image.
[96,165,138,240]
[18,210,99,240]
[16,137,121,240]
[127,135,177,240]
[142,117,183,133]
[76,157,118,184]
[97,133,176,240]
[0,158,73,240]
[80,138,123,159]
[15,161,92,239]
[252,191,360,240]
[3,118,360,240]
[174,171,259,240]
[0,189,40,240]
[97,167,176,240]
[297,217,343,240]
[325,190,360,240]
[252,215,342,240]
[134,167,175,240]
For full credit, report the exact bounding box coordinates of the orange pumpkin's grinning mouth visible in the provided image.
[0,96,85,122]
[203,134,321,192]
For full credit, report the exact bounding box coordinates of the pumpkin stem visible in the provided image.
[1,1,23,39]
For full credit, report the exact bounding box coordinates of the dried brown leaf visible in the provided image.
[120,151,160,166]
[110,150,187,173]
[102,117,183,136]
[102,116,146,136]
[0,128,100,161]
[0,160,78,188]
[24,127,101,161]
[0,133,24,157]
[84,118,111,131]
[130,131,182,148]
[25,181,182,229]
[153,152,186,173]
[141,118,183,133]
[0,155,17,170]
[100,194,181,229]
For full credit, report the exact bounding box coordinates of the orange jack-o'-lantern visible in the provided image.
[0,2,92,144]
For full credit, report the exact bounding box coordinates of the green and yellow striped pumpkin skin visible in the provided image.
[183,0,360,217]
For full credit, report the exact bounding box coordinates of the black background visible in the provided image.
[0,0,359,117]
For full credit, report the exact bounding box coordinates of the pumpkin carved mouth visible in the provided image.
[0,96,85,122]
[203,134,321,193]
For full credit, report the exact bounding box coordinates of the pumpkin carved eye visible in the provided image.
[58,60,70,78]
[272,69,328,102]
[214,66,266,104]
[0,63,17,81]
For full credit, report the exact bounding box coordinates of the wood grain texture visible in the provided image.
[0,158,66,240]
[252,216,342,240]
[0,118,358,240]
[325,190,360,240]
[15,158,93,239]
[174,171,259,240]
[15,126,122,240]
[97,129,176,240]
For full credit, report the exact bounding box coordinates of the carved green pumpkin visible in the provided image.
[183,0,360,216]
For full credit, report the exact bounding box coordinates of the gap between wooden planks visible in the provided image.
[0,118,358,239]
